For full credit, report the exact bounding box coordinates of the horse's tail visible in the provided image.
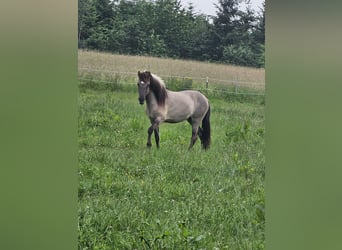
[201,105,211,150]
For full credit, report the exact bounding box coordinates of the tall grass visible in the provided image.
[78,50,265,90]
[78,84,265,248]
[78,51,265,249]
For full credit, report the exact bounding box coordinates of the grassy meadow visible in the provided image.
[79,50,265,91]
[78,51,265,249]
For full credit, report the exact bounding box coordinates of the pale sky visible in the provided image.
[180,0,264,16]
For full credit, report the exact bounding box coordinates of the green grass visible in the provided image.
[78,83,265,249]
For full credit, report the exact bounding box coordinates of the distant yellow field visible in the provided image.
[78,50,265,89]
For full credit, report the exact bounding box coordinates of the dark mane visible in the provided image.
[150,74,168,106]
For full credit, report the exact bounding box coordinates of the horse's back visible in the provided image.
[165,90,209,122]
[182,90,208,105]
[180,90,209,115]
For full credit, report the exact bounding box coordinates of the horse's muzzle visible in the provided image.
[139,98,144,105]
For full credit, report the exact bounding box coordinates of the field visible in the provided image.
[78,50,265,91]
[78,51,265,249]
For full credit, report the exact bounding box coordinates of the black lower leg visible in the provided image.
[189,130,198,149]
[147,126,153,147]
[198,127,203,140]
[154,127,160,148]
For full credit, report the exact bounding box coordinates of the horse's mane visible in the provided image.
[150,73,167,106]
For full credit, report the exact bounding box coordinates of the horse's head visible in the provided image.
[137,71,152,105]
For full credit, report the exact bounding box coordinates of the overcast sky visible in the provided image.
[180,0,264,16]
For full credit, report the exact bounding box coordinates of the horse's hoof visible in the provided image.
[146,143,152,148]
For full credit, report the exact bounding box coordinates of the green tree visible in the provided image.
[186,14,213,61]
[94,0,115,30]
[210,0,241,60]
[253,1,265,44]
[153,0,183,57]
[78,0,97,48]
[211,0,264,67]
[110,0,160,55]
[222,44,254,66]
[250,0,265,67]
[77,0,264,67]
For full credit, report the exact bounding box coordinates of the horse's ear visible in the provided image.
[138,71,141,77]
[146,71,151,77]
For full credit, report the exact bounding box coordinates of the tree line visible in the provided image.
[78,0,265,68]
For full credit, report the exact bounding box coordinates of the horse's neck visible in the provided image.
[146,91,158,111]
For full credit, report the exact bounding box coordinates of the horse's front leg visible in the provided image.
[154,127,160,148]
[147,119,161,148]
[147,125,153,147]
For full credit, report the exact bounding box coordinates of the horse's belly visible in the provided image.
[165,107,192,123]
[165,117,187,123]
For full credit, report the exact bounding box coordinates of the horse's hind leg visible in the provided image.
[187,117,198,149]
[189,127,199,149]
[198,127,203,141]
[189,122,200,150]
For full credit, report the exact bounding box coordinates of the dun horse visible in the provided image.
[137,71,211,150]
